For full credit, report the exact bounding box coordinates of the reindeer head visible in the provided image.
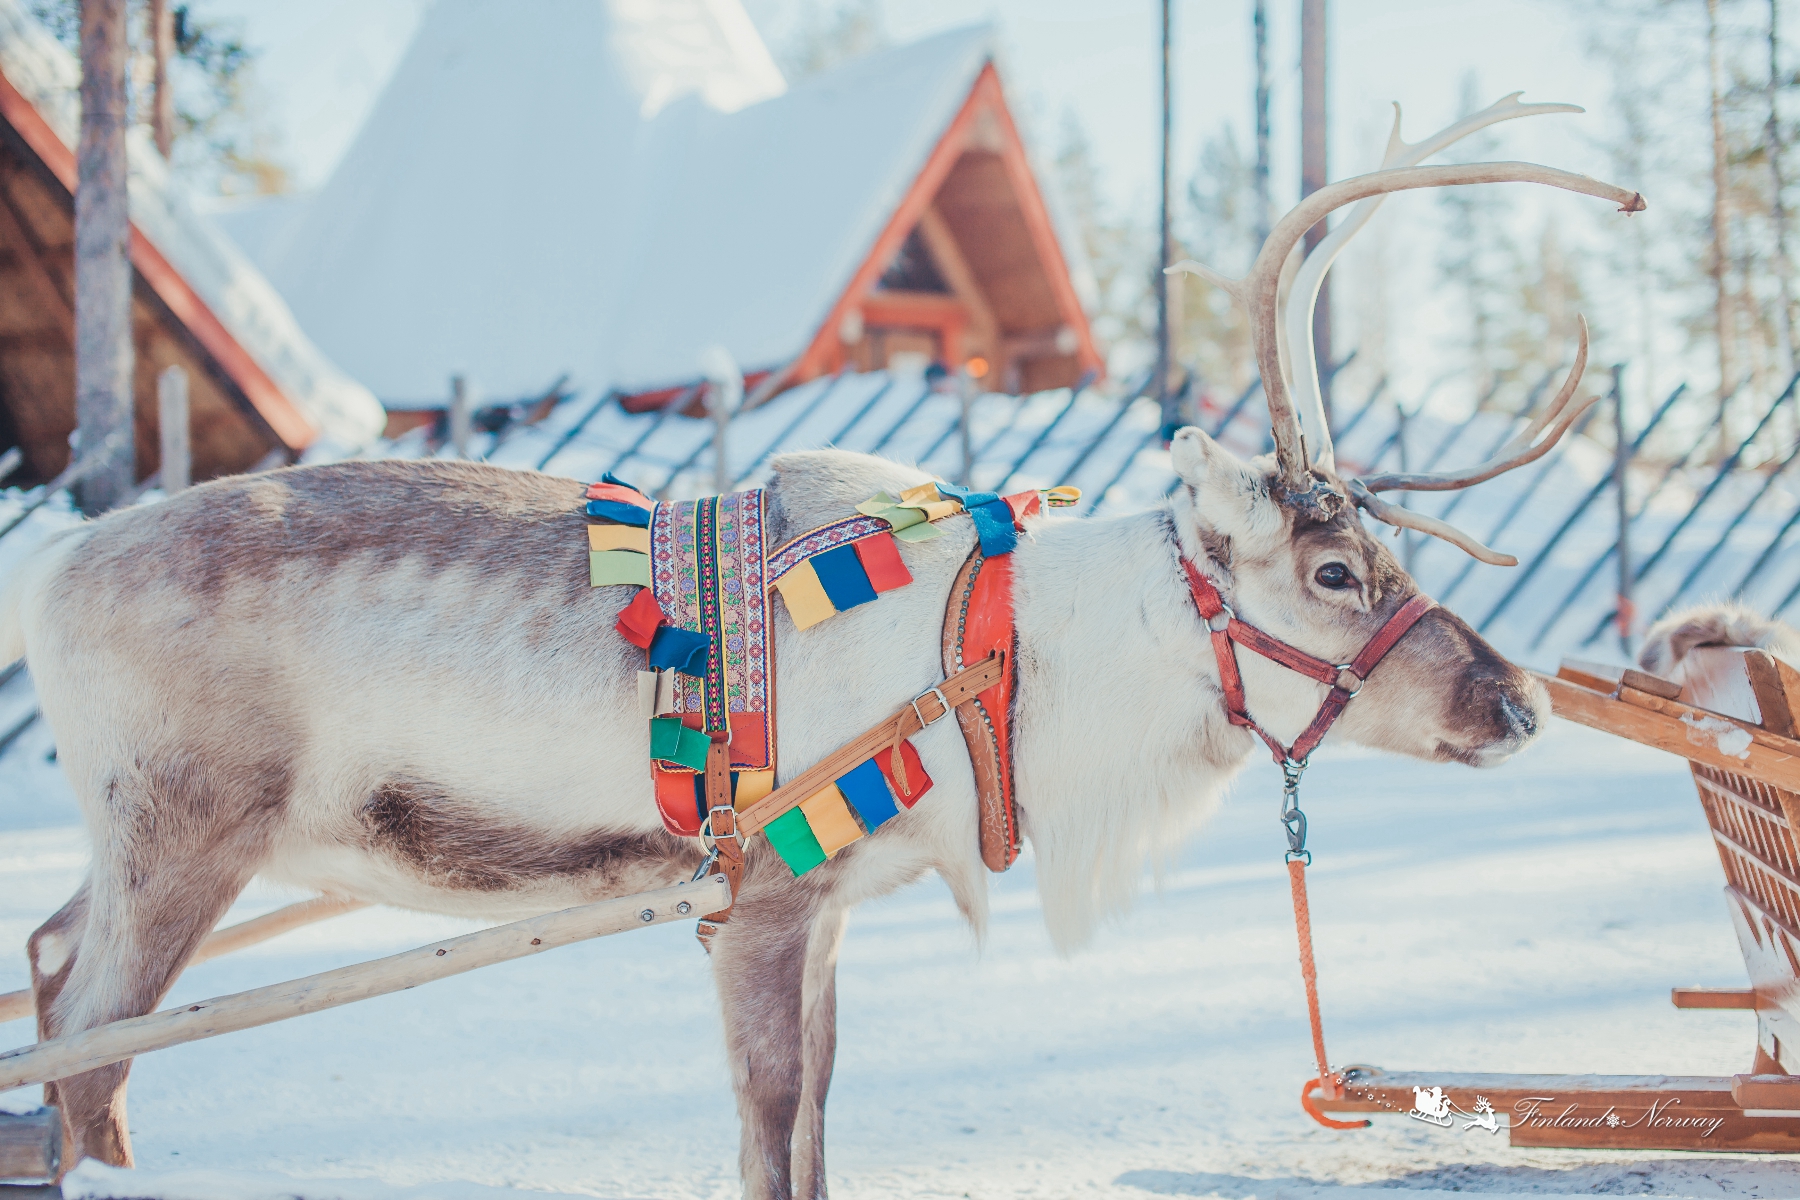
[1165,93,1646,769]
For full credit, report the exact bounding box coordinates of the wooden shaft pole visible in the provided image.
[1,881,725,1089]
[0,895,368,1025]
[187,895,367,966]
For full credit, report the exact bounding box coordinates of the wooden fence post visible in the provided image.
[157,364,188,493]
[74,0,134,516]
[449,374,472,460]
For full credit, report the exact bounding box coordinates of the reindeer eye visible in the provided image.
[1314,563,1354,590]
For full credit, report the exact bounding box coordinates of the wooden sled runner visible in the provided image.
[0,876,730,1184]
[1313,646,1800,1150]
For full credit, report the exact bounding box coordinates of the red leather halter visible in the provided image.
[1182,559,1436,770]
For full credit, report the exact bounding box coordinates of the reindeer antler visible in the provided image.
[1284,94,1583,473]
[1167,115,1644,556]
[1357,316,1595,493]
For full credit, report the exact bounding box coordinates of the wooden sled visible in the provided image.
[1313,646,1800,1151]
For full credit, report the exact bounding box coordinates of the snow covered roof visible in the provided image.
[232,2,1097,406]
[0,0,385,452]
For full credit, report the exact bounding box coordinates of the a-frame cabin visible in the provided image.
[219,2,1102,417]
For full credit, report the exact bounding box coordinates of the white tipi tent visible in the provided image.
[233,0,1101,409]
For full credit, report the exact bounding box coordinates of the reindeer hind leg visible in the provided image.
[36,754,285,1168]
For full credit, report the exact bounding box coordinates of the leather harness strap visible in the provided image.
[694,735,745,943]
[1182,560,1436,767]
[694,653,1006,949]
[732,652,1006,839]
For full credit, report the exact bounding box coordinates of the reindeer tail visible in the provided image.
[1639,600,1800,678]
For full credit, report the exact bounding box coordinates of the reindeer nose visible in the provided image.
[1498,691,1538,741]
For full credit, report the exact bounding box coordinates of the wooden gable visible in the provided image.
[0,70,309,486]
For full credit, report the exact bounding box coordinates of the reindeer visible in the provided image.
[6,97,1640,1197]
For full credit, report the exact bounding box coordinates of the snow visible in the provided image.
[3,373,1799,1195]
[0,0,386,450]
[230,0,1005,405]
[1,706,1785,1197]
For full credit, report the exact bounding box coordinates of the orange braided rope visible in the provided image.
[1288,858,1370,1130]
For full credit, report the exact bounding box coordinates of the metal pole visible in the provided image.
[449,374,472,460]
[959,368,976,485]
[1300,0,1331,425]
[1156,0,1176,438]
[1611,365,1632,655]
[1252,0,1273,245]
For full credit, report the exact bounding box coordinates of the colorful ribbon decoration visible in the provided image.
[763,742,933,875]
[766,482,1082,632]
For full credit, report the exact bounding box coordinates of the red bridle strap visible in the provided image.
[1181,559,1436,766]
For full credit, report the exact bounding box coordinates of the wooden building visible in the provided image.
[0,6,384,485]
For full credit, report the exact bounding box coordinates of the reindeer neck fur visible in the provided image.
[1004,500,1292,951]
[769,448,1359,953]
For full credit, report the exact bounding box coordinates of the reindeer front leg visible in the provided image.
[709,869,822,1200]
[791,905,848,1199]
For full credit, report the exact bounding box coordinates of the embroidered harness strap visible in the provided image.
[1181,559,1434,1126]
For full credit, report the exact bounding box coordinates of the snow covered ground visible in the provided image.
[3,689,1794,1197]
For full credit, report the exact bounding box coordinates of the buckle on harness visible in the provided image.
[911,686,952,728]
[699,804,743,852]
[1332,665,1364,695]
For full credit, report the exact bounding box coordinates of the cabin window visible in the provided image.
[878,227,949,294]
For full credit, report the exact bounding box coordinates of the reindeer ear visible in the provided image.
[1169,426,1282,545]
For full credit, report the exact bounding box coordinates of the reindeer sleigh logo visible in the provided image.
[1410,1087,1500,1134]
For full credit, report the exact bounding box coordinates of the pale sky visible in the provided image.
[198,0,1604,211]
